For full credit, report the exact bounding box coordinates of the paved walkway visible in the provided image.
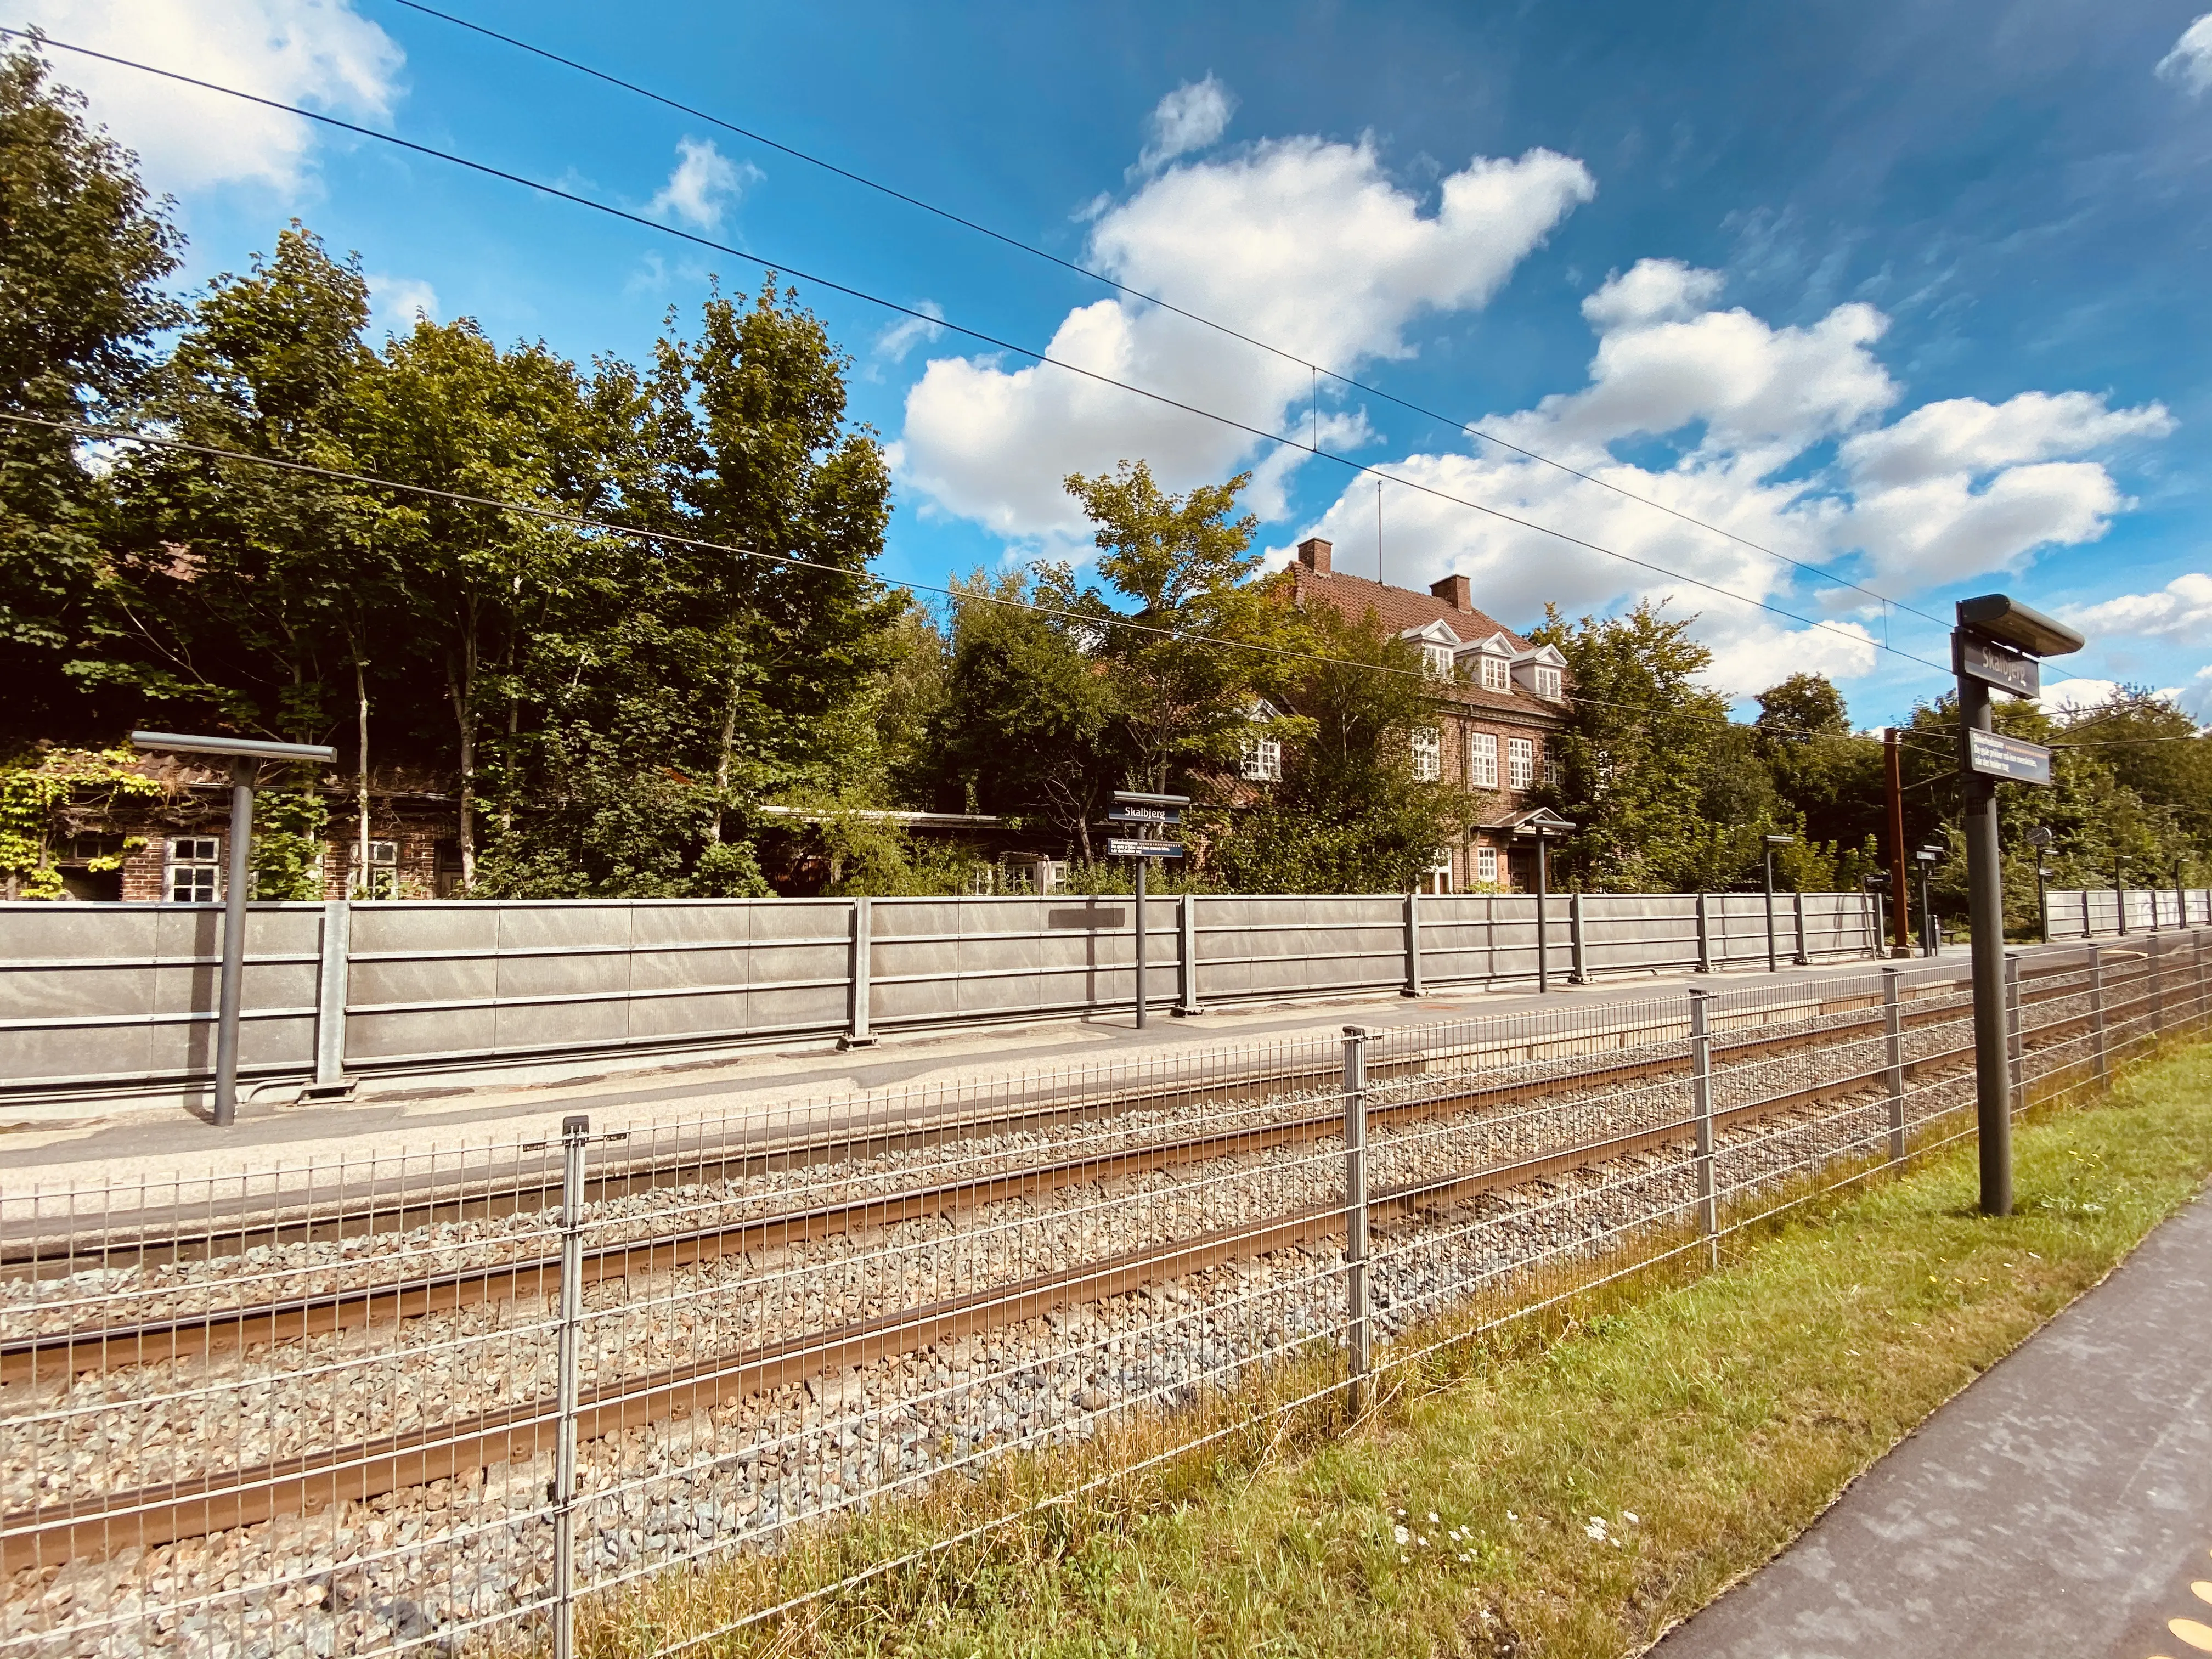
[1652,1189,2212,1659]
[2,949,1974,1186]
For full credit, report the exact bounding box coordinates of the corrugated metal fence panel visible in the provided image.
[1193,895,1404,1001]
[1579,894,1696,974]
[2039,890,2211,939]
[1799,892,1871,959]
[1422,894,1533,984]
[0,902,323,1088]
[868,895,1173,1023]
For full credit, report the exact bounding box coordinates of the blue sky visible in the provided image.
[24,0,2212,726]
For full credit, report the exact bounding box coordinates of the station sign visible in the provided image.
[1105,838,1185,858]
[1108,803,1180,825]
[1965,729,2052,786]
[1956,634,2040,698]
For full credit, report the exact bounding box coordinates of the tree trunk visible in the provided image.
[354,653,370,898]
[449,612,477,890]
[709,646,742,844]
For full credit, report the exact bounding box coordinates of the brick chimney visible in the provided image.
[1430,572,1471,610]
[1297,537,1332,574]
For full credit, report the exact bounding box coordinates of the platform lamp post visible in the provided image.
[1762,833,1794,973]
[130,731,338,1126]
[1915,846,1943,956]
[1951,593,2085,1218]
[2028,826,2054,944]
[1514,813,1576,994]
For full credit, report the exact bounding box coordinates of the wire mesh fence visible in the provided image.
[3,931,2207,1657]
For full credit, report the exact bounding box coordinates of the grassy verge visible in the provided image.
[591,1041,2212,1658]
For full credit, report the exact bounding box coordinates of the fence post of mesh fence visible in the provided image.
[553,1114,589,1659]
[2151,934,2165,1043]
[1689,989,1716,1265]
[2004,952,2023,1111]
[1883,967,1905,1161]
[2089,943,2108,1082]
[2197,928,2208,1028]
[1341,1025,1370,1414]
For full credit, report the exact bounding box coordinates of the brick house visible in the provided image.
[33,754,463,903]
[1271,536,1572,893]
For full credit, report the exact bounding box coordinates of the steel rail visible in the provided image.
[0,977,2041,1386]
[5,995,2103,1571]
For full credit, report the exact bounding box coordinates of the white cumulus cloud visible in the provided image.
[1288,262,2166,695]
[2061,571,2212,641]
[2039,676,2123,715]
[20,0,402,192]
[2155,13,2212,94]
[1136,75,1235,175]
[365,273,437,336]
[648,137,755,231]
[895,135,1593,539]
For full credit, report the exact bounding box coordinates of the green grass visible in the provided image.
[587,1040,2212,1658]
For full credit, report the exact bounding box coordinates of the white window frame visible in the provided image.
[1466,730,1498,788]
[165,837,222,903]
[1534,664,1563,700]
[352,838,400,900]
[1479,653,1510,692]
[1544,753,1564,788]
[1239,735,1283,782]
[1410,726,1442,781]
[1507,737,1534,791]
[1475,845,1499,885]
[1421,642,1454,679]
[1426,848,1453,894]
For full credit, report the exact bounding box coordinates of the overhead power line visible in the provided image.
[2,410,1892,746]
[377,0,1945,633]
[6,29,1954,681]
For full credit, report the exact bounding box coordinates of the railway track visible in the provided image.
[3,960,2148,1572]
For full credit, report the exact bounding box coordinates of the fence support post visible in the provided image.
[1402,892,1423,998]
[2004,951,2023,1113]
[1882,967,1906,1161]
[2088,943,2107,1082]
[304,899,353,1099]
[1173,893,1204,1017]
[552,1113,588,1659]
[2149,934,2165,1045]
[840,897,876,1049]
[1695,891,1712,974]
[2196,927,2208,1032]
[1792,890,1809,965]
[1569,891,1589,985]
[1690,989,1717,1266]
[1342,1025,1370,1415]
[2082,888,2093,940]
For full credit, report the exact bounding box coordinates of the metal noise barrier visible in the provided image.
[0,933,2204,1655]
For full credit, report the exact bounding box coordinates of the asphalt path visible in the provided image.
[1652,1190,2212,1659]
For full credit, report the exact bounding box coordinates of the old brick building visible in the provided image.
[1279,536,1571,892]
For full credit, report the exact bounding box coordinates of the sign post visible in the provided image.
[1950,596,2084,1216]
[131,731,338,1126]
[1108,791,1190,1029]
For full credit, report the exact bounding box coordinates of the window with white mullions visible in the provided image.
[1508,737,1534,791]
[1410,726,1441,781]
[1475,845,1499,885]
[166,837,222,902]
[352,839,400,899]
[1239,736,1282,782]
[1478,653,1510,692]
[1421,643,1454,679]
[1466,730,1498,788]
[1534,665,1562,699]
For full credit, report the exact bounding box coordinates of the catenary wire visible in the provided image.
[3,30,1954,680]
[5,410,1906,747]
[375,0,1946,633]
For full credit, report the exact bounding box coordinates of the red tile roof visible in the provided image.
[1288,563,1533,651]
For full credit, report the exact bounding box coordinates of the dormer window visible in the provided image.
[1534,665,1563,701]
[1478,653,1510,692]
[1421,643,1453,678]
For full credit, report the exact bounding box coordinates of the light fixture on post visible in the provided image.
[1512,810,1577,995]
[129,732,338,1126]
[1761,834,1795,974]
[1915,846,1943,957]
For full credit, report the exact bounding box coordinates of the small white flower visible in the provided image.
[1427,1512,1440,1524]
[1623,1512,1639,1525]
[1506,1511,1517,1521]
[1584,1516,1609,1541]
[1418,1536,1430,1548]
[1611,1537,1622,1549]
[1458,1551,1472,1563]
[1400,1553,1410,1564]
[1393,1524,1410,1545]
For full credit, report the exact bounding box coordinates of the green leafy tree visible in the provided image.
[0,48,182,741]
